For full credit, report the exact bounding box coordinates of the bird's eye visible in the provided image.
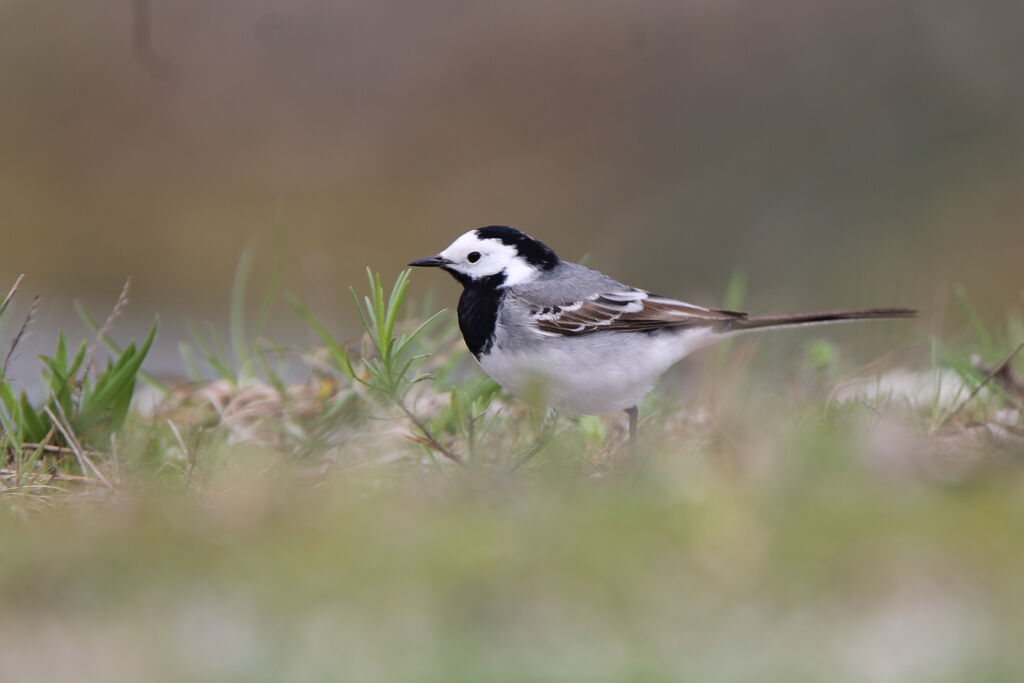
[467,251,481,263]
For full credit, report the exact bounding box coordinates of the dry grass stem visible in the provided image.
[972,353,1024,401]
[397,398,464,465]
[3,294,39,377]
[44,405,113,489]
[18,442,111,461]
[938,338,1024,429]
[84,277,132,377]
[0,274,25,323]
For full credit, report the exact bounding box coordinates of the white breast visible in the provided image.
[478,327,721,415]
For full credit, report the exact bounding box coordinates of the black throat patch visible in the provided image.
[451,272,505,358]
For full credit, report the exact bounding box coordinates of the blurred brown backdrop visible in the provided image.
[1,0,1022,376]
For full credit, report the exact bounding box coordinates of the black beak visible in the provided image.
[408,255,450,268]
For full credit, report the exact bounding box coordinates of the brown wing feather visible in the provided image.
[532,291,746,336]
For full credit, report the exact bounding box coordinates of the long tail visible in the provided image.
[727,307,917,332]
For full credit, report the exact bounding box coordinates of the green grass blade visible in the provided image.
[54,332,67,372]
[68,340,88,379]
[287,294,351,373]
[255,341,288,396]
[392,309,447,360]
[40,356,76,418]
[384,270,411,338]
[954,284,994,355]
[253,231,284,343]
[230,244,256,379]
[78,321,157,431]
[18,392,47,443]
[178,341,204,382]
[187,322,234,380]
[74,301,168,392]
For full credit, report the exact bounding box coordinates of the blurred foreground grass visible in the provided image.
[1,268,1023,682]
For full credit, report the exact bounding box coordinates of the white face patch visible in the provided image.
[438,231,541,286]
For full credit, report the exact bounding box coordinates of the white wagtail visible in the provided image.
[410,226,915,440]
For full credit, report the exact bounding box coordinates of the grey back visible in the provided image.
[510,261,629,306]
[493,261,633,348]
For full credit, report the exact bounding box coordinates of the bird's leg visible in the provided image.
[625,405,639,445]
[508,408,559,472]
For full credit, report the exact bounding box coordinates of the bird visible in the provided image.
[409,226,915,441]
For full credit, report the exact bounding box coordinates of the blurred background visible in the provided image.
[3,4,1024,681]
[1,0,1022,373]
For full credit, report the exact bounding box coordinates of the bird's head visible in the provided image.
[409,226,559,287]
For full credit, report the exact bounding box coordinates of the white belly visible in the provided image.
[477,328,720,415]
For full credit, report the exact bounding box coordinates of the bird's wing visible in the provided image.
[517,289,747,336]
